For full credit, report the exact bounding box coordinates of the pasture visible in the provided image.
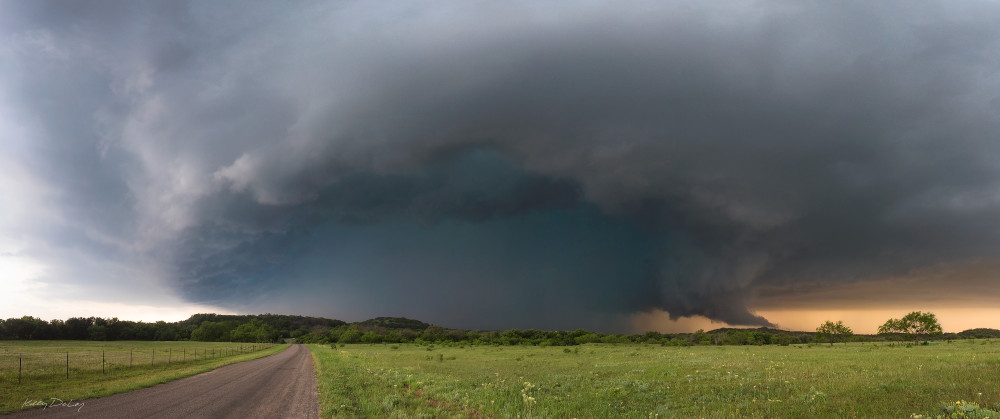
[310,340,1000,418]
[0,340,285,414]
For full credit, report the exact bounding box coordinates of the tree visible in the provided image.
[87,324,108,341]
[338,329,362,344]
[878,311,943,345]
[4,316,40,339]
[815,320,853,346]
[231,319,276,343]
[190,321,234,342]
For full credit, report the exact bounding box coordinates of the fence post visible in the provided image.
[169,348,171,364]
[152,349,155,366]
[19,353,22,384]
[184,349,186,362]
[130,350,133,367]
[102,351,105,375]
[66,352,69,379]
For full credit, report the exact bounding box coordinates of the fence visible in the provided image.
[0,343,275,385]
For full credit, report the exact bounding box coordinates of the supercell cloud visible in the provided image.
[2,1,1000,330]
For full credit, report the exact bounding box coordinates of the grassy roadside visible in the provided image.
[1,342,288,414]
[309,343,465,418]
[309,341,1000,418]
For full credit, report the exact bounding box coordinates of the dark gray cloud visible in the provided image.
[3,1,1000,330]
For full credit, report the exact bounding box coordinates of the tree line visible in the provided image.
[294,312,993,347]
[1,311,995,346]
[0,314,344,343]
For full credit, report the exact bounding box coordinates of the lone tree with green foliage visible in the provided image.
[815,320,853,346]
[877,311,943,345]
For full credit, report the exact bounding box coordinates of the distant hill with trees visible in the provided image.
[955,328,1000,339]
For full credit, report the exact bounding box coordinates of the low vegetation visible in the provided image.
[0,340,286,414]
[310,341,1000,418]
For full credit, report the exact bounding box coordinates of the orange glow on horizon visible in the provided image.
[630,307,1000,334]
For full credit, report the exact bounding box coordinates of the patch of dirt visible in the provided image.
[402,383,486,418]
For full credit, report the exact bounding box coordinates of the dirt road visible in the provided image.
[7,344,318,418]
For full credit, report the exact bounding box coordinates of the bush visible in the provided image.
[663,338,691,347]
[338,329,362,344]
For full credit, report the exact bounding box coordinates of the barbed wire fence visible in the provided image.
[0,343,276,385]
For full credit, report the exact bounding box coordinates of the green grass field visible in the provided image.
[309,341,1000,418]
[0,341,285,414]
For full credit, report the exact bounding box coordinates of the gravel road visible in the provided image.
[7,344,318,419]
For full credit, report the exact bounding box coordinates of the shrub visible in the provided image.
[664,338,691,347]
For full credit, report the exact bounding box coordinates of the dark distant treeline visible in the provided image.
[2,314,998,345]
[0,314,344,343]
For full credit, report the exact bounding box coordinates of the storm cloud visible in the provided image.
[3,1,1000,330]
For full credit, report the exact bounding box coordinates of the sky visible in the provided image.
[2,1,1000,334]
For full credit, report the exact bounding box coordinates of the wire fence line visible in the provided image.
[0,343,275,385]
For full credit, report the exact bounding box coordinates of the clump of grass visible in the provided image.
[912,400,1000,418]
